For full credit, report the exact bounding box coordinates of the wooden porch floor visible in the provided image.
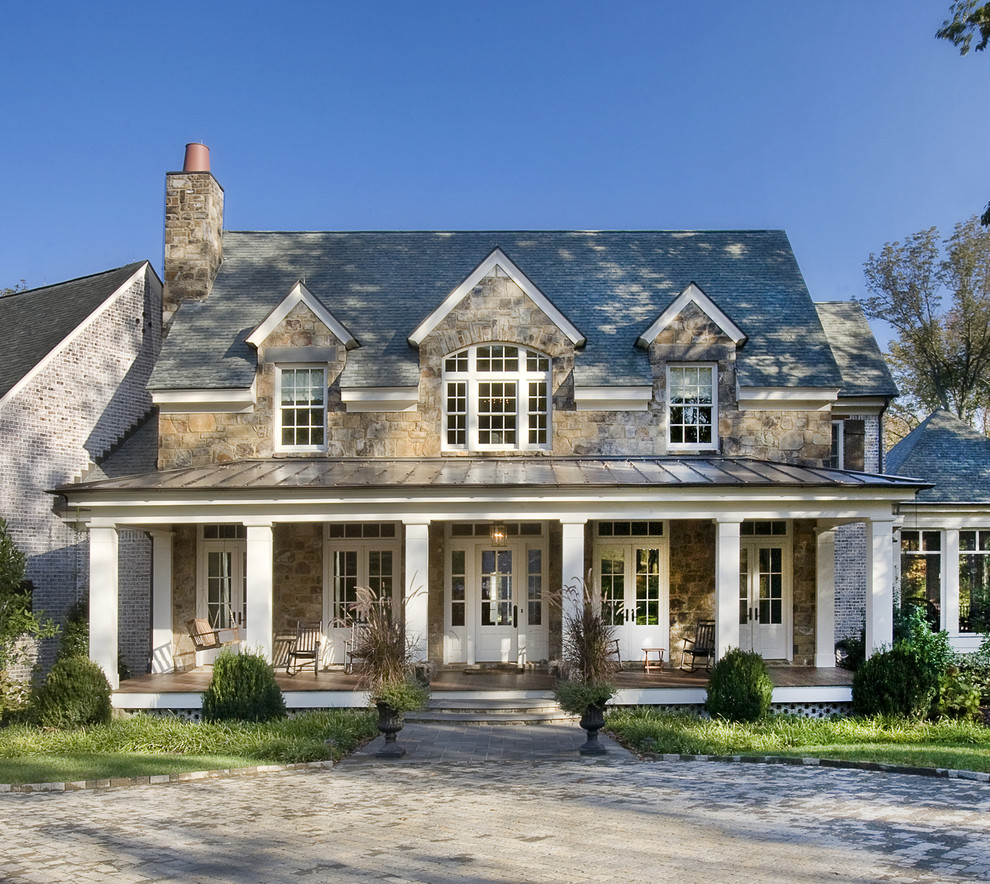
[115,663,853,695]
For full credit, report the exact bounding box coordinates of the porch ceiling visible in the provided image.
[60,455,926,496]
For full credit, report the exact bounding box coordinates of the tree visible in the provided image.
[0,281,26,297]
[861,217,990,434]
[937,2,990,225]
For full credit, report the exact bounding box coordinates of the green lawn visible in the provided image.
[605,708,990,773]
[0,709,377,785]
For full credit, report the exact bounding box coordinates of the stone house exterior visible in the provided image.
[0,263,162,674]
[57,146,923,700]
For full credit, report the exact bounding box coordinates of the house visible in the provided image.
[0,262,162,676]
[55,144,925,711]
[887,409,990,652]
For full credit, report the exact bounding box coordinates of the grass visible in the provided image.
[0,709,377,785]
[605,707,990,773]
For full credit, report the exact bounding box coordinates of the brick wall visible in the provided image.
[0,266,161,674]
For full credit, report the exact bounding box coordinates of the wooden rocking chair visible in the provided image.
[680,619,716,671]
[286,620,322,676]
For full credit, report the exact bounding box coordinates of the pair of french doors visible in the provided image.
[738,539,790,659]
[595,540,668,663]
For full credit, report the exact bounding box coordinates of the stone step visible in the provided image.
[406,693,575,724]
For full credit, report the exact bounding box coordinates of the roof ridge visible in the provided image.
[1,260,147,301]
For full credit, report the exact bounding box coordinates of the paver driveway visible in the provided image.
[1,725,989,883]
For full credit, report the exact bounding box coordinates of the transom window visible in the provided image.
[276,366,327,451]
[443,344,551,451]
[667,364,717,450]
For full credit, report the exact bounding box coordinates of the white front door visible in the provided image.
[596,539,668,663]
[739,541,790,659]
[445,524,548,665]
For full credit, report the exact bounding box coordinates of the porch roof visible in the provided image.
[59,456,927,496]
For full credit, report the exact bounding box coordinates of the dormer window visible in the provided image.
[667,364,717,451]
[276,365,327,452]
[443,344,551,451]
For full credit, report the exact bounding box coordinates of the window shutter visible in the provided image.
[842,419,865,471]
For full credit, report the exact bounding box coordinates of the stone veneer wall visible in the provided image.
[171,525,198,670]
[792,520,817,664]
[0,267,160,675]
[833,413,883,642]
[159,279,834,468]
[668,520,716,655]
[274,524,324,635]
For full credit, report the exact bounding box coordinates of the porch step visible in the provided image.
[406,695,575,724]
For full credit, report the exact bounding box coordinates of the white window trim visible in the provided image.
[666,363,718,452]
[274,364,328,454]
[830,420,845,469]
[442,344,552,452]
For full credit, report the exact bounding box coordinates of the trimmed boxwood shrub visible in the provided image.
[705,648,773,722]
[201,649,286,723]
[852,645,939,718]
[32,655,112,728]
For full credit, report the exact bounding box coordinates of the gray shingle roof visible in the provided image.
[886,409,990,504]
[150,230,845,392]
[814,301,898,398]
[0,262,147,401]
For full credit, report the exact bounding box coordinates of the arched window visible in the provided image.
[443,344,551,451]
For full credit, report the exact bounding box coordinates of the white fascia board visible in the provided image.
[0,263,150,412]
[407,247,585,347]
[340,386,419,413]
[736,385,840,412]
[246,281,357,350]
[830,397,890,417]
[636,282,747,348]
[573,386,653,411]
[151,386,255,414]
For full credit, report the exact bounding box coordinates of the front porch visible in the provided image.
[112,663,855,715]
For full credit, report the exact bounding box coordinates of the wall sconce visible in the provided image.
[490,523,507,548]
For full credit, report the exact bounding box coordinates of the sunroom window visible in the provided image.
[667,364,717,450]
[443,344,551,451]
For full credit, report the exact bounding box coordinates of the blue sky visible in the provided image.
[2,1,987,329]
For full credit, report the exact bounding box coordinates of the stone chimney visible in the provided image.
[163,143,224,324]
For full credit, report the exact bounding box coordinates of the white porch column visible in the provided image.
[245,523,274,661]
[815,527,836,668]
[149,530,174,673]
[715,519,741,659]
[89,525,120,690]
[561,520,587,628]
[944,528,960,635]
[865,517,895,656]
[403,521,430,663]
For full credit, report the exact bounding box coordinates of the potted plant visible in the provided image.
[350,586,429,758]
[552,580,618,755]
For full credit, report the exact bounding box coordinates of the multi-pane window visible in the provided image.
[900,530,942,630]
[443,344,551,450]
[667,364,716,449]
[200,526,246,629]
[277,366,326,450]
[958,531,990,634]
[830,421,844,469]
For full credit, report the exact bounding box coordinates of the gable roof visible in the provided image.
[246,280,357,349]
[886,409,990,503]
[150,230,844,392]
[637,282,746,347]
[0,262,149,403]
[815,301,898,399]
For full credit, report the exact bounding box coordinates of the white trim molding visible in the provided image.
[573,386,653,412]
[637,282,746,349]
[340,386,419,413]
[830,397,890,417]
[246,281,357,350]
[736,385,840,412]
[407,248,585,347]
[151,385,256,414]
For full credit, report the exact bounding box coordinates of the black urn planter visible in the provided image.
[375,700,407,758]
[578,703,608,756]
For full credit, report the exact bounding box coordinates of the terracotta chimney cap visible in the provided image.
[182,143,211,173]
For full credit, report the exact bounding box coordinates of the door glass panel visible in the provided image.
[739,547,749,625]
[481,550,513,626]
[451,549,466,627]
[757,547,783,624]
[368,550,393,602]
[333,550,359,622]
[207,551,233,629]
[599,550,625,626]
[635,548,661,625]
[527,548,542,626]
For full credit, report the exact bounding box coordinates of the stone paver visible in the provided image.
[0,724,988,883]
